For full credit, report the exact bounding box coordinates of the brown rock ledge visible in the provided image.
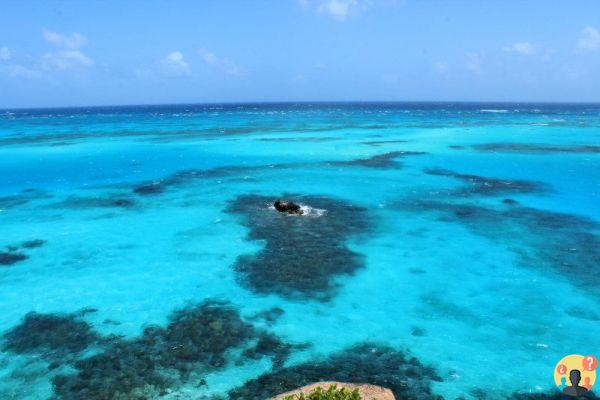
[270,381,395,400]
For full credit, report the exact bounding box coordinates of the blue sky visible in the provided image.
[1,0,599,108]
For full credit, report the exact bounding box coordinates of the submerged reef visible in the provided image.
[51,195,136,209]
[227,194,369,301]
[0,251,28,266]
[257,136,340,142]
[21,239,46,249]
[0,188,52,210]
[248,307,285,325]
[46,300,294,399]
[329,151,426,169]
[2,311,99,359]
[425,168,549,197]
[471,143,600,154]
[229,342,442,400]
[1,239,46,267]
[362,139,410,147]
[406,199,600,297]
[130,163,299,197]
[242,332,301,370]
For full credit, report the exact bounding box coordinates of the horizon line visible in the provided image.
[3,99,600,112]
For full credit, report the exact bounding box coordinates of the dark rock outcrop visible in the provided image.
[274,200,303,215]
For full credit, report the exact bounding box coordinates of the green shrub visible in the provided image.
[283,385,361,400]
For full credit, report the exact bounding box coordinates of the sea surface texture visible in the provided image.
[0,103,598,400]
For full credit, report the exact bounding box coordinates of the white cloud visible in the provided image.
[43,29,87,49]
[577,26,600,52]
[503,41,534,55]
[42,50,94,70]
[317,0,358,21]
[199,48,243,76]
[0,47,11,61]
[39,29,94,71]
[162,51,191,75]
[0,30,94,79]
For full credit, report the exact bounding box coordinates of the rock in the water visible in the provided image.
[274,200,303,215]
[271,382,395,400]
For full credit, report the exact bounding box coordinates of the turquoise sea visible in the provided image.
[0,103,599,399]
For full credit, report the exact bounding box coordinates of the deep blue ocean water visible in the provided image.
[0,103,599,399]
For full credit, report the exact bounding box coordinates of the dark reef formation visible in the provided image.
[329,151,426,169]
[1,239,46,267]
[52,301,259,399]
[425,168,549,197]
[405,199,600,297]
[362,139,410,147]
[258,136,340,142]
[0,300,296,399]
[248,307,285,325]
[242,332,299,370]
[131,163,298,197]
[227,194,369,301]
[51,195,136,209]
[229,342,443,400]
[21,239,46,249]
[2,312,99,359]
[0,251,28,266]
[0,188,52,210]
[2,300,298,400]
[400,166,600,296]
[472,143,600,154]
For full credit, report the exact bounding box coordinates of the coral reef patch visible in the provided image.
[405,200,600,297]
[329,151,426,169]
[2,311,99,359]
[131,163,299,197]
[0,251,28,266]
[0,189,52,210]
[229,342,442,400]
[21,239,46,249]
[425,168,549,197]
[472,143,600,154]
[51,195,136,209]
[227,194,369,301]
[46,300,294,399]
[1,239,46,267]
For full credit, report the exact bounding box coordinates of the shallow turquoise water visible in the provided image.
[0,103,599,399]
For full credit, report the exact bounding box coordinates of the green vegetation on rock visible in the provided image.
[283,385,361,400]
